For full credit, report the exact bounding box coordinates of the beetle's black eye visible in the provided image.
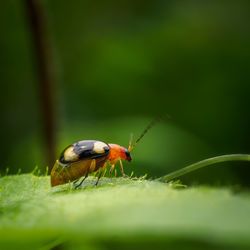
[125,149,132,161]
[125,149,130,157]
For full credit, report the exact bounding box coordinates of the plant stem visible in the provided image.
[26,0,56,169]
[157,154,250,182]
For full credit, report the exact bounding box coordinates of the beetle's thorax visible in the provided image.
[107,143,131,164]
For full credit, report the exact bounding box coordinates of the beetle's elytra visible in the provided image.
[59,140,111,164]
[51,117,162,188]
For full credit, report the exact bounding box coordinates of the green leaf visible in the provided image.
[0,174,250,249]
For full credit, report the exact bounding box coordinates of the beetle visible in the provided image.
[51,118,161,188]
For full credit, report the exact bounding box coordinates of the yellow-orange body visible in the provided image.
[51,142,131,187]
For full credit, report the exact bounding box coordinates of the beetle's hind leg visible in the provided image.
[75,173,89,189]
[73,178,80,184]
[75,160,96,189]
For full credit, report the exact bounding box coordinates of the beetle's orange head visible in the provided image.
[108,144,132,162]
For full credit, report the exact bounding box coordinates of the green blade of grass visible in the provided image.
[157,154,250,182]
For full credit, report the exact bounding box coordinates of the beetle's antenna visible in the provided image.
[128,133,134,149]
[128,115,170,152]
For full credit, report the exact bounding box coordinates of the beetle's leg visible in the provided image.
[95,167,105,186]
[75,160,95,189]
[119,159,129,178]
[75,172,89,189]
[73,178,80,184]
[109,164,115,178]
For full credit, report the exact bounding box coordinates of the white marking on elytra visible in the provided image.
[64,146,79,161]
[93,141,107,154]
[80,145,87,149]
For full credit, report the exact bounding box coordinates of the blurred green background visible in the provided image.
[1,0,250,185]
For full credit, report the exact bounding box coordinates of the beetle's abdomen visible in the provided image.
[51,156,108,186]
[59,140,110,165]
[51,159,91,186]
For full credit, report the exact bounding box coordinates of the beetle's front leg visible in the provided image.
[119,159,129,178]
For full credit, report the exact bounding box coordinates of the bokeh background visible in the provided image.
[1,0,250,185]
